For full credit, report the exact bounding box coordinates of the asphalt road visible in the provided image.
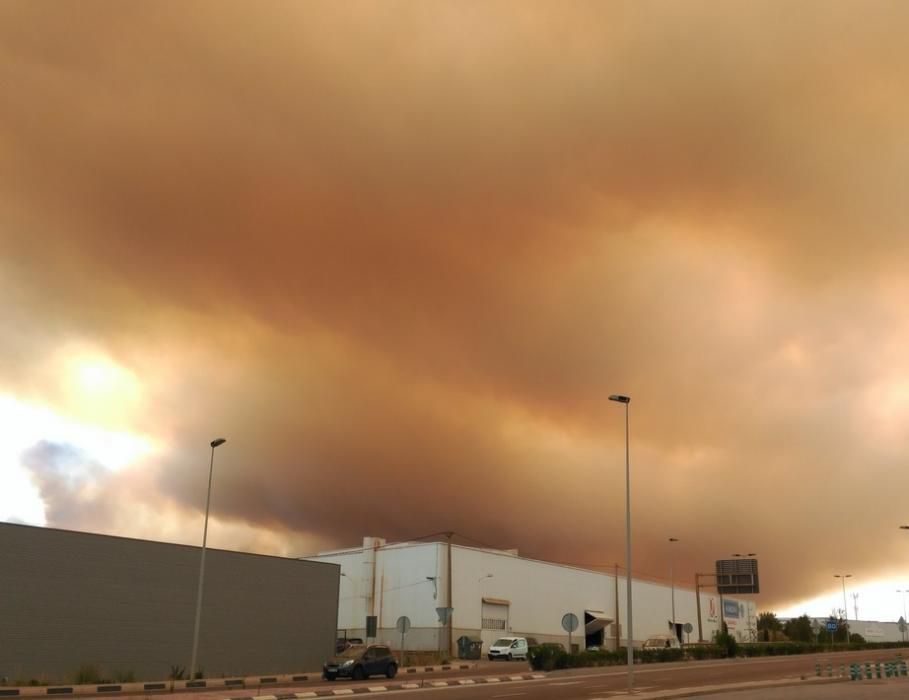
[103,649,909,700]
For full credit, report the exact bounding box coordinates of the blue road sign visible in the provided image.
[826,620,838,632]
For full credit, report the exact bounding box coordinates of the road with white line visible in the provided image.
[86,650,909,700]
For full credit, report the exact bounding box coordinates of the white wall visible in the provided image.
[452,545,755,649]
[305,539,449,649]
[800,618,905,643]
[307,538,757,653]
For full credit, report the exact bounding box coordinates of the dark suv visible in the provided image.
[323,644,397,681]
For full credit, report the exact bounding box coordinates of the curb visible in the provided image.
[0,676,319,697]
[0,665,481,698]
[225,674,546,698]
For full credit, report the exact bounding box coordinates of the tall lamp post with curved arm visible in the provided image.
[609,394,633,694]
[189,437,227,681]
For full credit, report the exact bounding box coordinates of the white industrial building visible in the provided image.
[305,537,757,655]
[800,618,906,643]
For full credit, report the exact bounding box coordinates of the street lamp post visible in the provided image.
[668,538,678,635]
[609,394,633,694]
[189,437,226,681]
[834,574,852,644]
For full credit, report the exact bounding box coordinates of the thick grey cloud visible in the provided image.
[22,441,115,528]
[2,1,909,610]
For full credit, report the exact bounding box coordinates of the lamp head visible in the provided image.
[608,394,631,404]
[210,438,226,448]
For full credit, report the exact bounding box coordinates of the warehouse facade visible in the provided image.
[0,523,339,683]
[305,537,757,654]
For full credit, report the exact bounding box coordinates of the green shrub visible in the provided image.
[113,670,136,683]
[712,632,738,658]
[641,648,684,663]
[169,665,186,681]
[528,644,566,671]
[684,644,725,660]
[74,664,102,685]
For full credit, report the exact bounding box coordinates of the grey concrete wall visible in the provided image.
[0,523,338,683]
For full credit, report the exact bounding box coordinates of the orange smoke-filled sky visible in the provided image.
[2,1,909,618]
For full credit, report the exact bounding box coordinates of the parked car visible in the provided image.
[642,634,681,651]
[487,636,529,661]
[335,637,364,653]
[323,644,397,681]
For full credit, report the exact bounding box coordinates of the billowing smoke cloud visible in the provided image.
[2,1,909,611]
[22,441,114,527]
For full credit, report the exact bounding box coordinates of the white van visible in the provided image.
[642,634,681,651]
[487,636,529,660]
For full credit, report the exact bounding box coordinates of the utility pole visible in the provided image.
[695,572,720,642]
[668,538,678,636]
[446,531,454,658]
[614,563,621,651]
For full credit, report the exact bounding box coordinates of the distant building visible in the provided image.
[0,522,338,683]
[781,617,905,643]
[304,536,757,655]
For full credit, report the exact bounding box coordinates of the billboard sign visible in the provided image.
[864,624,884,639]
[715,559,759,594]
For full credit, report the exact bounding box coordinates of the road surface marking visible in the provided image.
[491,694,526,698]
[549,680,582,685]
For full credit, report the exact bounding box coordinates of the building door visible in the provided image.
[584,610,612,650]
[481,599,510,654]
